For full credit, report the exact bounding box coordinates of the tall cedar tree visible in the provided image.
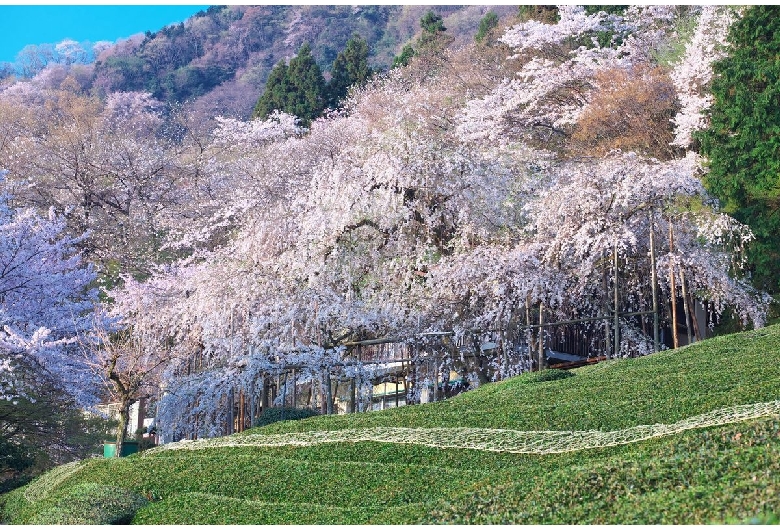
[327,35,372,108]
[252,60,291,121]
[253,43,326,126]
[698,6,780,293]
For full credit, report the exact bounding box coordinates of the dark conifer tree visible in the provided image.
[698,6,780,293]
[327,35,372,108]
[252,60,291,120]
[253,43,326,126]
[286,42,326,126]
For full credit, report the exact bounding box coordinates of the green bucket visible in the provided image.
[103,440,139,458]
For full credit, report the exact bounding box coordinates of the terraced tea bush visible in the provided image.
[17,482,147,525]
[253,406,320,428]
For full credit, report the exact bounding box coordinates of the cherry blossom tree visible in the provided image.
[670,6,740,149]
[0,170,99,404]
[2,6,765,443]
[139,8,769,438]
[0,88,189,280]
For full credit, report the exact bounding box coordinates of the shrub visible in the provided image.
[525,368,574,383]
[26,482,148,525]
[253,407,320,428]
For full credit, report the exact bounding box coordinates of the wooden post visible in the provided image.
[238,390,244,432]
[689,294,702,342]
[525,295,533,367]
[649,211,660,352]
[332,379,339,414]
[680,268,693,345]
[227,388,234,435]
[603,270,611,358]
[537,303,545,371]
[613,242,620,358]
[281,371,287,410]
[249,382,255,429]
[291,369,297,408]
[432,354,439,402]
[320,373,328,415]
[349,376,356,413]
[261,377,269,411]
[669,222,679,349]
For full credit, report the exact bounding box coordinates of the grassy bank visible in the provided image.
[3,325,780,524]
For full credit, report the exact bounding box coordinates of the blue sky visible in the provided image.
[0,5,207,64]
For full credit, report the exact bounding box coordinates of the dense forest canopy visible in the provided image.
[1,5,778,469]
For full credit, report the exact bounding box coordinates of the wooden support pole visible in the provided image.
[227,388,234,435]
[689,294,702,342]
[680,268,693,346]
[613,242,620,359]
[237,390,243,432]
[291,369,297,408]
[649,211,660,352]
[669,222,679,349]
[350,376,356,414]
[538,303,545,371]
[525,295,532,366]
[261,377,269,411]
[432,354,439,402]
[603,270,611,358]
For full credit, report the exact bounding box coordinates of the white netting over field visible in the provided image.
[146,400,780,456]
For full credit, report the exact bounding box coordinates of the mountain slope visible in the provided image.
[91,5,517,118]
[2,324,780,524]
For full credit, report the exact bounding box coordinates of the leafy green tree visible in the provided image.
[392,44,416,69]
[475,12,499,44]
[392,10,450,69]
[327,34,372,108]
[418,10,447,49]
[420,11,446,35]
[517,6,559,24]
[253,43,326,126]
[698,6,780,293]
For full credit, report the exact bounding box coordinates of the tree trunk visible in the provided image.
[115,398,133,458]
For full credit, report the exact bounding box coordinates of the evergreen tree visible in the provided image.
[392,10,450,69]
[252,60,291,120]
[392,44,416,69]
[475,12,499,44]
[286,42,326,125]
[418,10,447,49]
[327,34,372,108]
[698,6,780,293]
[252,43,326,126]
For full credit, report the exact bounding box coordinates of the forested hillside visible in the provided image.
[4,5,515,118]
[1,5,779,488]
